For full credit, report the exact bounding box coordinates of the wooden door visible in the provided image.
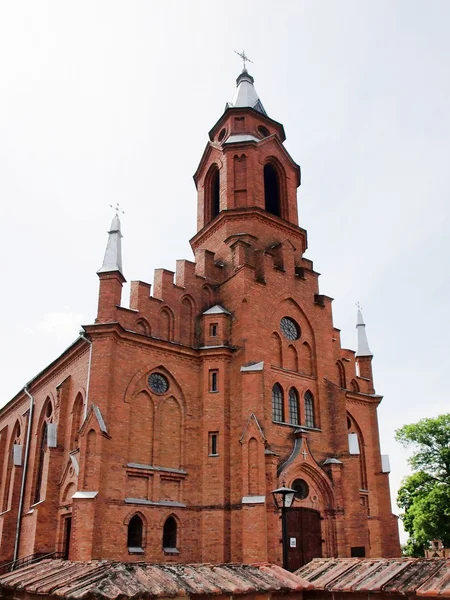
[286,508,322,571]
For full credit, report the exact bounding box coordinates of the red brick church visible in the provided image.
[0,67,400,570]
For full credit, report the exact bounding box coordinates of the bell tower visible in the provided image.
[191,68,305,264]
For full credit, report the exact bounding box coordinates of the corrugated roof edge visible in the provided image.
[296,558,450,597]
[0,559,314,599]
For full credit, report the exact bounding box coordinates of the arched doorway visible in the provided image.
[286,507,322,570]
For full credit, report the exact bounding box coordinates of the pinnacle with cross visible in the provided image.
[110,202,125,217]
[356,301,362,311]
[234,49,253,70]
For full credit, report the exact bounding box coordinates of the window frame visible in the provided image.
[288,387,300,426]
[209,432,219,456]
[209,369,219,393]
[272,383,284,423]
[304,391,315,428]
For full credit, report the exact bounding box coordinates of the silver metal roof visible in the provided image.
[355,308,373,357]
[97,215,124,276]
[224,133,260,145]
[202,304,231,315]
[229,69,267,115]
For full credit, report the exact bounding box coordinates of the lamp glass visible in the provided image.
[284,491,295,508]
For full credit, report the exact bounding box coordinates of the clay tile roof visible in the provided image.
[0,560,312,599]
[296,558,450,597]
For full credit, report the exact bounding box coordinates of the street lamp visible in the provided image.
[272,485,296,570]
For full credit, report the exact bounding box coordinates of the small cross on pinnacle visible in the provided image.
[110,202,125,217]
[356,301,362,311]
[234,49,253,70]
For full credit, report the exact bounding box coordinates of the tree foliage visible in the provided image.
[396,415,450,556]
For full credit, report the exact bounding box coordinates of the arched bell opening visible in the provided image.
[205,164,220,223]
[264,163,281,217]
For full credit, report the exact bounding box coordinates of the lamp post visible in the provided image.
[272,485,296,570]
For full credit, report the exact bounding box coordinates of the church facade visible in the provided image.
[0,69,400,570]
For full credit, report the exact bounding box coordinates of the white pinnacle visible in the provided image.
[97,215,124,277]
[356,308,373,357]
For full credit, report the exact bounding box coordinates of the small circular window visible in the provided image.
[280,317,301,341]
[218,128,227,142]
[258,125,270,138]
[292,479,309,500]
[148,373,169,394]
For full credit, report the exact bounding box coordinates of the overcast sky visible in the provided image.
[1,1,450,543]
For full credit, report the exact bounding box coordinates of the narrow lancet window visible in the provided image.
[304,391,315,428]
[264,163,281,217]
[163,516,178,550]
[272,384,284,422]
[211,167,220,219]
[289,388,299,425]
[127,514,143,549]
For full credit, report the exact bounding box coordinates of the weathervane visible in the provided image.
[234,49,253,70]
[110,202,125,217]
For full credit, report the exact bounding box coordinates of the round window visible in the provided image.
[148,373,169,394]
[258,125,270,138]
[280,317,301,341]
[218,128,227,142]
[292,478,309,500]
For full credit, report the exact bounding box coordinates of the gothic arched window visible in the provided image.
[127,514,143,549]
[264,163,281,217]
[70,393,84,449]
[304,391,315,428]
[272,384,284,422]
[34,401,53,504]
[209,165,220,220]
[163,516,178,550]
[288,388,299,425]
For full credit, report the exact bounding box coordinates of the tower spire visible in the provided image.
[97,210,124,278]
[355,306,373,357]
[228,59,267,116]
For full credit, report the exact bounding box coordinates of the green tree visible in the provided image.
[396,414,450,557]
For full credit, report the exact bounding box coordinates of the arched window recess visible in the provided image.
[163,516,178,552]
[264,161,283,218]
[206,164,220,222]
[127,514,144,552]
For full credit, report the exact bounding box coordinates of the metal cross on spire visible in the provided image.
[234,49,253,70]
[356,301,362,311]
[110,202,125,217]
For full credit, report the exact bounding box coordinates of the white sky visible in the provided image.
[1,1,450,544]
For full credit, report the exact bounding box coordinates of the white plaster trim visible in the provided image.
[72,491,98,499]
[242,496,265,504]
[240,361,264,372]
